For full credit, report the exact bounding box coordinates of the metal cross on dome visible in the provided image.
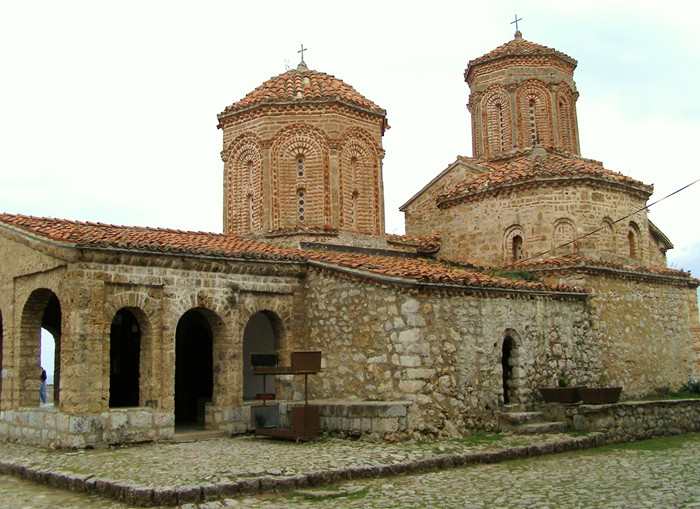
[298,44,308,63]
[511,14,523,32]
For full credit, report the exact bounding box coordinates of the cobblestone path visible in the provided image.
[0,433,698,508]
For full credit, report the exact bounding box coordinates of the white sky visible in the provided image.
[1,1,699,274]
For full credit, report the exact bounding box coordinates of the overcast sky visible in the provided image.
[1,0,698,275]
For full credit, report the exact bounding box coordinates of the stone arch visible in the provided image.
[552,218,576,254]
[104,289,161,410]
[339,127,380,234]
[270,124,329,230]
[516,81,552,148]
[224,133,263,234]
[555,84,578,153]
[504,225,524,263]
[242,310,285,400]
[19,288,62,407]
[174,307,225,427]
[482,86,513,158]
[628,221,641,259]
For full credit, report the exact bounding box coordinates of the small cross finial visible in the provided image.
[298,44,307,63]
[511,14,523,33]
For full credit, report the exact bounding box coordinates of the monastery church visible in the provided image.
[1,31,698,447]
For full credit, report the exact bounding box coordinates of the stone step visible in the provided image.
[499,411,544,426]
[501,403,526,413]
[171,429,229,443]
[517,421,568,434]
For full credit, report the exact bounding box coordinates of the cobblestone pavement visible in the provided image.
[0,433,698,508]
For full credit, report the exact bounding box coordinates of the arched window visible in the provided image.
[628,222,641,259]
[553,219,575,253]
[505,226,524,263]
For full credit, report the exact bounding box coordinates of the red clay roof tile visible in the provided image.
[437,149,652,207]
[219,66,386,119]
[0,213,582,293]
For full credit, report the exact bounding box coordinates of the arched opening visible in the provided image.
[20,289,61,406]
[109,309,141,407]
[628,223,640,259]
[0,309,4,403]
[242,311,281,400]
[175,309,213,427]
[501,336,515,405]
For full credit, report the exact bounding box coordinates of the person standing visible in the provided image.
[39,367,47,404]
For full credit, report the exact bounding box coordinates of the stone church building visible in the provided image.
[1,31,698,447]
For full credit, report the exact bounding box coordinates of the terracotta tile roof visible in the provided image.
[308,250,582,293]
[511,253,698,283]
[219,64,386,119]
[465,33,576,82]
[0,214,305,262]
[0,213,582,293]
[438,149,652,207]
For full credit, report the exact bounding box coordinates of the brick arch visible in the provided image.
[482,85,513,158]
[516,81,552,148]
[103,291,160,409]
[174,306,228,424]
[224,133,263,234]
[19,288,62,407]
[628,221,641,259]
[339,128,381,233]
[270,124,329,230]
[555,84,578,153]
[552,218,576,254]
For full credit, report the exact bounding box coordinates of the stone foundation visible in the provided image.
[542,399,700,443]
[0,406,173,448]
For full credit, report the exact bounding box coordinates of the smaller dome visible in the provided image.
[219,65,386,121]
[465,33,577,85]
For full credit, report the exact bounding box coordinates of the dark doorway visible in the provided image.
[501,336,514,405]
[175,309,213,427]
[110,309,141,407]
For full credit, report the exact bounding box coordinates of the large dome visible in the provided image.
[218,62,386,124]
[465,31,577,85]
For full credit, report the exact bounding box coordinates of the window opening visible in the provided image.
[297,189,305,223]
[297,157,304,177]
[528,99,538,145]
[512,235,523,261]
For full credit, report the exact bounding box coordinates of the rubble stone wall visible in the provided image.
[302,267,594,437]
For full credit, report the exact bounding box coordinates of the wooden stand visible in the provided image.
[252,351,321,441]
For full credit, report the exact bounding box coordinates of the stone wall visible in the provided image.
[549,269,698,396]
[413,179,652,267]
[302,266,594,437]
[557,399,700,443]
